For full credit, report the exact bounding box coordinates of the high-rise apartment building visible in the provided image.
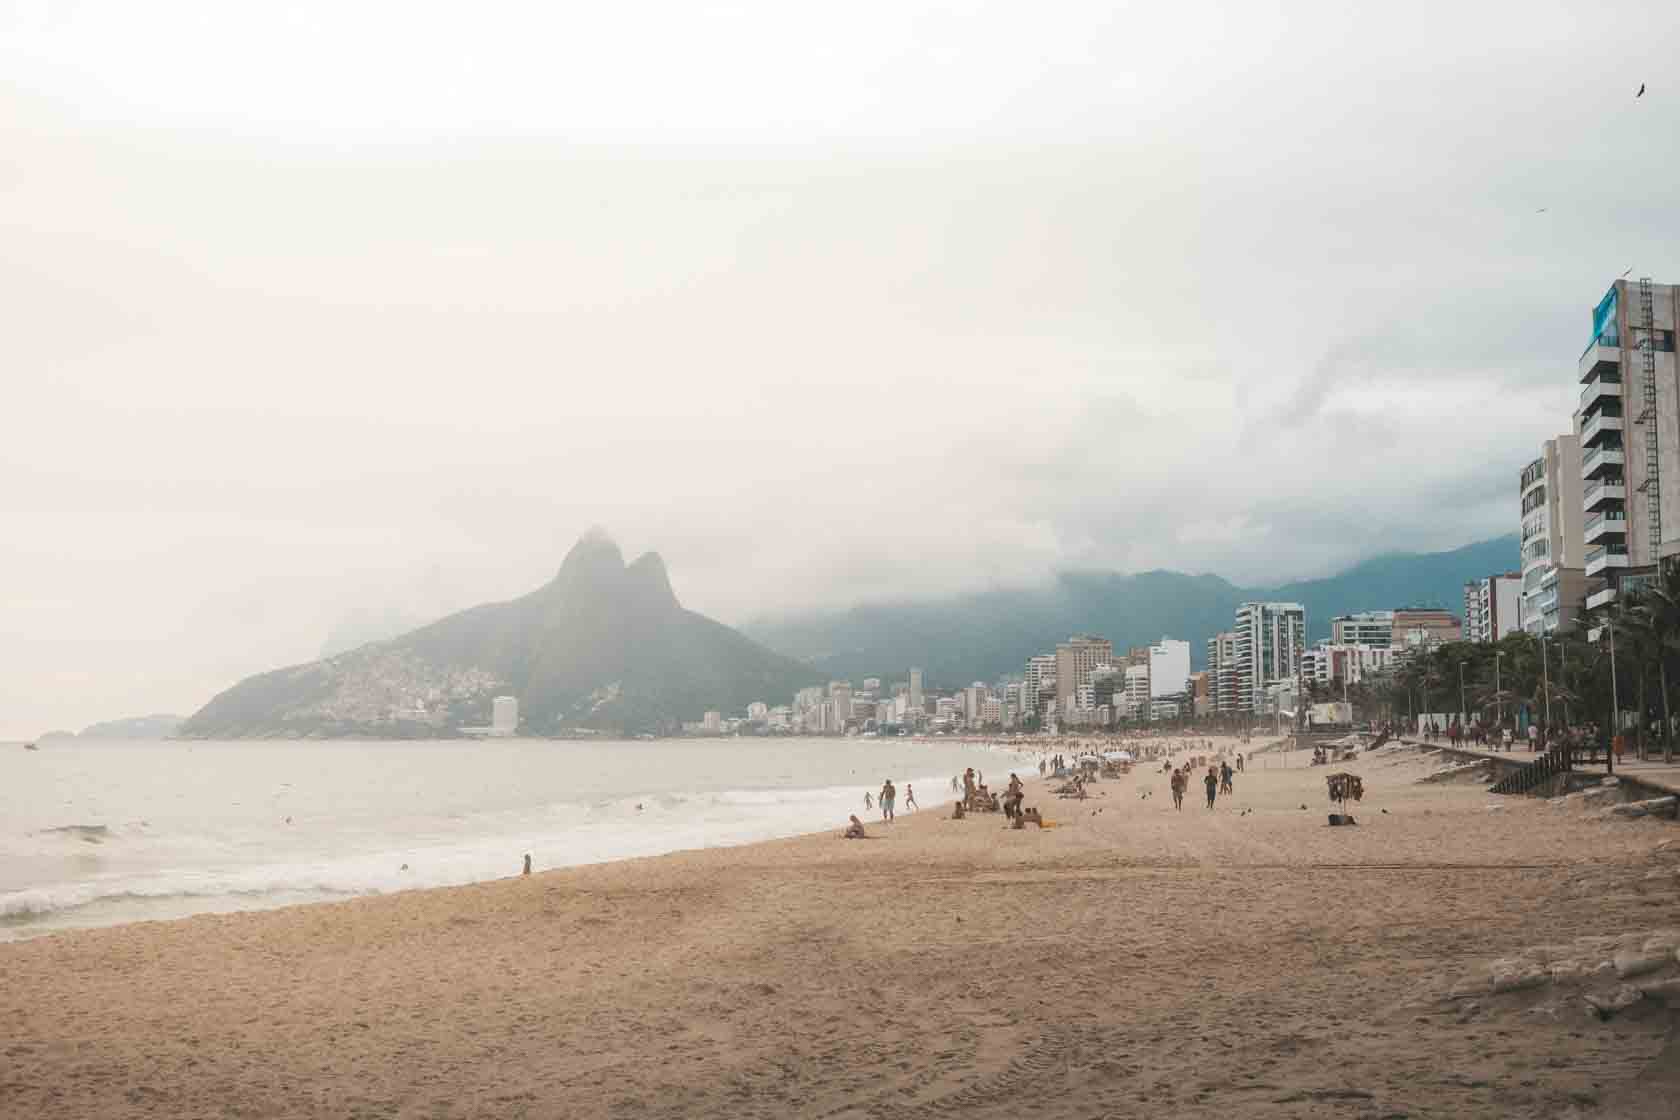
[1147,638,1190,700]
[1329,611,1394,647]
[908,667,924,710]
[1520,433,1587,632]
[829,681,853,726]
[491,695,519,736]
[1022,654,1057,724]
[1577,277,1680,609]
[1233,602,1306,714]
[1206,631,1239,713]
[1055,635,1113,713]
[1463,572,1522,643]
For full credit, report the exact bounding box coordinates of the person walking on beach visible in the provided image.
[1170,767,1187,811]
[1219,760,1233,796]
[880,780,896,822]
[1204,768,1218,809]
[905,784,918,812]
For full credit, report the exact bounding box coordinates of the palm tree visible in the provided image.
[1637,565,1680,763]
[1616,599,1659,760]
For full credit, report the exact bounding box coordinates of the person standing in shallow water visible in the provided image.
[904,784,918,812]
[880,780,895,822]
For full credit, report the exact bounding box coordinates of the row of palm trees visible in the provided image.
[1359,564,1680,764]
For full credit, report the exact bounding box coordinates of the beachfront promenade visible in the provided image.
[1398,735,1680,797]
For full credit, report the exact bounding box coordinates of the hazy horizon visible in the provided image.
[5,2,1679,736]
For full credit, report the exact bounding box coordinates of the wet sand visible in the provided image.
[4,739,1679,1118]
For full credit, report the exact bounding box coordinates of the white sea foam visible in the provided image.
[1,736,1038,937]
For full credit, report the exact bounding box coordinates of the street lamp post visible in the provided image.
[1458,661,1467,731]
[1608,620,1618,776]
[1495,650,1504,732]
[1542,634,1553,736]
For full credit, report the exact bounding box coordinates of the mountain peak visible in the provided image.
[555,528,627,592]
[626,551,679,609]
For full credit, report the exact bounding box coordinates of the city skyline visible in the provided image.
[6,4,1680,738]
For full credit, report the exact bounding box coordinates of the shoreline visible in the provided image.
[2,737,1061,942]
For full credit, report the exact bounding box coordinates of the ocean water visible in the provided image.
[0,737,1037,940]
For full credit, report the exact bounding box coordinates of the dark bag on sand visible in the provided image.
[1328,813,1357,826]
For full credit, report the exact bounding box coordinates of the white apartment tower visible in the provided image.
[1329,611,1394,648]
[1578,277,1680,610]
[1520,434,1587,633]
[1233,602,1306,714]
[829,681,853,726]
[1147,638,1190,700]
[1022,654,1057,724]
[1463,573,1522,643]
[908,667,924,710]
[491,695,518,736]
[1206,631,1239,714]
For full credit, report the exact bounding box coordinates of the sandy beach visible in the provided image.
[5,737,1679,1119]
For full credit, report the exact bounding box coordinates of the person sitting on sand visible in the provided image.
[952,800,966,819]
[843,815,868,839]
[1021,807,1042,828]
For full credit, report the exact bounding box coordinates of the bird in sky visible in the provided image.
[1636,83,1645,98]
[1622,267,1634,278]
[1536,207,1548,213]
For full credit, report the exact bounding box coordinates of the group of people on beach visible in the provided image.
[845,738,1254,840]
[864,780,917,821]
[1418,717,1627,764]
[1168,759,1236,810]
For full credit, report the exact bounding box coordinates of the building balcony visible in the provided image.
[1533,589,1560,616]
[1540,566,1560,588]
[1580,340,1622,383]
[1585,511,1627,543]
[1585,544,1629,578]
[1580,373,1623,411]
[1586,586,1618,611]
[1583,445,1625,479]
[1581,411,1624,447]
[1584,479,1627,511]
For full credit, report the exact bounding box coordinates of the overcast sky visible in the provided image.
[4,2,1679,735]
